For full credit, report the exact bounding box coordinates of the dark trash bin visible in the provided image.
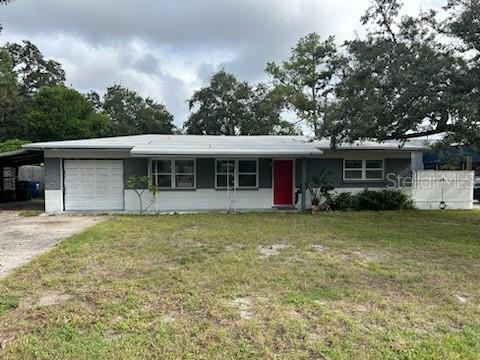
[16,181,32,201]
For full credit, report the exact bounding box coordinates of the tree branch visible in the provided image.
[383,127,452,140]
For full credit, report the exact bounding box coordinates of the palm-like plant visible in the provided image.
[307,169,334,211]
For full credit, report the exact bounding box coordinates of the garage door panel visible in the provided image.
[64,160,125,211]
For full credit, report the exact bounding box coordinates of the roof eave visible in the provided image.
[23,144,134,150]
[131,151,324,157]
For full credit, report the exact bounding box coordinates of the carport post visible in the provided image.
[301,158,307,211]
[466,156,473,171]
[15,166,18,200]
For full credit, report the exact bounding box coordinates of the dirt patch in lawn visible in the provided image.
[310,244,329,253]
[342,250,396,263]
[455,294,469,304]
[19,291,74,308]
[161,313,178,324]
[258,244,288,258]
[225,243,246,252]
[35,293,73,307]
[230,297,253,320]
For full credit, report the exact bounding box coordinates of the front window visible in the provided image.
[344,159,384,181]
[216,160,235,188]
[151,159,195,189]
[365,160,384,180]
[175,160,195,188]
[216,159,258,189]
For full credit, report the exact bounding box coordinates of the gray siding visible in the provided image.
[295,159,303,188]
[259,158,272,189]
[123,158,148,189]
[44,158,61,190]
[302,158,411,188]
[385,158,412,187]
[197,158,215,189]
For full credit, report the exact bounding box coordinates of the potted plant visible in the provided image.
[310,197,320,214]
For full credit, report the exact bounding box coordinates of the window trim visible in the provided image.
[215,159,259,189]
[150,159,196,189]
[343,159,384,181]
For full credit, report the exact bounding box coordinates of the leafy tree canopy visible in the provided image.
[101,85,175,136]
[4,41,66,96]
[184,70,299,136]
[0,139,27,153]
[25,85,109,142]
[0,49,24,141]
[325,0,480,149]
[266,33,341,136]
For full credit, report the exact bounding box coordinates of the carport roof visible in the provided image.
[23,134,429,157]
[0,149,44,167]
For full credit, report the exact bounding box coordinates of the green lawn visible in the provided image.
[1,211,480,359]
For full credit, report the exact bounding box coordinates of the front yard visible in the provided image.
[0,211,479,359]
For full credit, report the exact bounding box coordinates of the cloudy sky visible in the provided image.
[0,0,444,127]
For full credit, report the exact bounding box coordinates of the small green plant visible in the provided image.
[18,210,42,217]
[282,287,342,305]
[127,176,160,215]
[307,169,334,213]
[56,324,81,342]
[0,294,19,315]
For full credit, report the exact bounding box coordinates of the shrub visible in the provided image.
[356,189,413,211]
[356,190,386,211]
[333,192,356,210]
[333,189,413,211]
[381,189,414,210]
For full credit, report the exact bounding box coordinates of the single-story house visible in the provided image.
[23,135,427,213]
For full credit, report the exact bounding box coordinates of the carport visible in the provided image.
[0,149,44,208]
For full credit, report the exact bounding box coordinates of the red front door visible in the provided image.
[273,160,293,206]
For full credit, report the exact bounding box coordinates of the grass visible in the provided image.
[18,210,42,217]
[0,210,479,359]
[0,295,19,316]
[282,287,343,305]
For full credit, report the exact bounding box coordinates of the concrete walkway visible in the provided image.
[0,211,104,278]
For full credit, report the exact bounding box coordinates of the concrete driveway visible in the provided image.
[0,211,104,278]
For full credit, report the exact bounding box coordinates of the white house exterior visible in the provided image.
[23,135,427,213]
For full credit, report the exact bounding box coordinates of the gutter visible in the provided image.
[23,144,134,150]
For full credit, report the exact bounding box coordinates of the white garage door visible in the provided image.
[64,160,124,211]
